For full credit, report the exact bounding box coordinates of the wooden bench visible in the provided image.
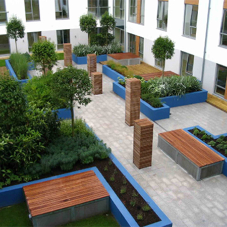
[23,170,109,227]
[158,129,224,180]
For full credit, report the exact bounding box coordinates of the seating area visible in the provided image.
[158,129,224,180]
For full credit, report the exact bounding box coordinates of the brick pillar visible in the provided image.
[39,36,47,41]
[64,43,72,66]
[133,118,153,169]
[87,54,97,77]
[91,72,102,95]
[125,78,141,126]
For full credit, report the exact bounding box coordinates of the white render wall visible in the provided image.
[0,0,113,53]
[125,0,227,94]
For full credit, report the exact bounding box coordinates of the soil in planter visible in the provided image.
[189,128,227,157]
[7,158,161,227]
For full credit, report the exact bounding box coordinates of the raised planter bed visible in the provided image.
[0,125,172,227]
[5,59,32,84]
[184,126,227,177]
[56,108,71,120]
[103,65,125,81]
[72,53,107,65]
[113,81,170,121]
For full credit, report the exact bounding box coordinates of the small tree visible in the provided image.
[6,16,25,53]
[52,66,92,137]
[80,14,97,45]
[100,12,116,45]
[32,40,58,75]
[151,36,175,80]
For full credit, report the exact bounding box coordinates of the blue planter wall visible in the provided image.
[72,53,107,65]
[103,65,125,81]
[55,108,71,119]
[5,59,32,84]
[184,126,227,177]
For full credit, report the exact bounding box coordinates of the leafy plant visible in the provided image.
[104,166,108,172]
[10,53,28,80]
[132,190,138,197]
[137,213,143,221]
[110,174,115,182]
[193,128,200,136]
[208,141,216,146]
[32,40,58,75]
[141,94,163,108]
[122,176,127,185]
[120,186,127,194]
[130,200,136,207]
[118,77,126,86]
[152,36,175,80]
[51,66,92,136]
[108,160,113,166]
[217,136,225,143]
[6,16,25,52]
[79,14,97,45]
[142,204,151,212]
[113,169,118,175]
[73,42,122,56]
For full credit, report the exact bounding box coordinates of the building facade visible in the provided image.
[0,0,227,100]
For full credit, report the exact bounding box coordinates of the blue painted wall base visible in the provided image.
[103,65,125,81]
[56,108,71,119]
[72,53,107,65]
[184,126,227,177]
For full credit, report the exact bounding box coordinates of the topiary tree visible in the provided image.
[32,40,58,75]
[100,11,116,45]
[80,14,97,45]
[151,36,175,80]
[52,66,92,137]
[6,16,25,53]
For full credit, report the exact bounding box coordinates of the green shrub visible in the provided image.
[208,141,216,146]
[141,94,163,108]
[73,42,122,57]
[120,186,127,194]
[23,72,65,110]
[10,53,28,80]
[107,60,134,78]
[193,128,200,136]
[142,204,151,212]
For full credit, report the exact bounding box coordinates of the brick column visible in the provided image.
[64,43,72,66]
[39,36,47,41]
[87,54,97,77]
[133,118,154,169]
[125,78,141,126]
[91,72,102,95]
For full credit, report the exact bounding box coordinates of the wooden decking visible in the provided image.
[108,52,139,60]
[23,170,109,217]
[140,71,179,81]
[159,129,224,167]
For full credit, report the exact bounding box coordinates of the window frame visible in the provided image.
[55,0,69,20]
[139,37,144,59]
[114,27,124,48]
[0,34,10,55]
[56,29,70,50]
[180,52,194,76]
[183,4,198,39]
[155,58,164,69]
[0,0,7,24]
[220,9,227,47]
[128,0,137,23]
[157,1,168,31]
[114,0,124,20]
[128,33,136,54]
[27,31,41,52]
[214,64,227,98]
[87,0,109,18]
[25,0,40,21]
[140,0,145,25]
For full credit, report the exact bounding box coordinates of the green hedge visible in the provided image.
[73,42,122,57]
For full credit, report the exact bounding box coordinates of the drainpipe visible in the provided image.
[201,0,211,86]
[124,0,127,52]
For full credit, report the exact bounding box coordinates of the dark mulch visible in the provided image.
[9,158,161,227]
[189,128,227,157]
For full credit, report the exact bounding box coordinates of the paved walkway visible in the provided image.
[74,63,227,226]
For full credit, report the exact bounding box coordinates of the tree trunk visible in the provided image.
[88,33,91,46]
[70,101,74,137]
[15,40,18,53]
[162,59,165,81]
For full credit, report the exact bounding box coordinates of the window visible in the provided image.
[140,0,145,24]
[0,35,10,55]
[55,0,69,19]
[115,27,124,48]
[220,10,227,46]
[155,58,164,69]
[183,4,198,38]
[57,30,70,49]
[181,52,194,76]
[114,0,124,20]
[25,0,40,21]
[129,0,137,23]
[215,65,227,98]
[157,1,168,30]
[27,32,41,52]
[0,0,7,23]
[88,0,108,18]
[128,33,136,54]
[139,37,144,59]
